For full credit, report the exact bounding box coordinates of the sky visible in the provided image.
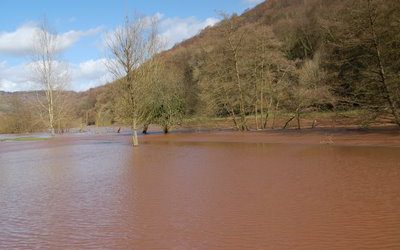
[0,0,264,92]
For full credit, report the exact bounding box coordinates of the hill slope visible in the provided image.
[2,0,400,133]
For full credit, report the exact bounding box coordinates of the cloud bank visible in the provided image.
[243,0,264,6]
[0,14,220,92]
[0,23,102,56]
[159,15,219,49]
[0,59,111,92]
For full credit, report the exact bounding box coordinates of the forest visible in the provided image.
[1,0,399,137]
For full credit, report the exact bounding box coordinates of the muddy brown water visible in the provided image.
[0,131,400,249]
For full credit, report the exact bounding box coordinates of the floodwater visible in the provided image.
[0,131,399,249]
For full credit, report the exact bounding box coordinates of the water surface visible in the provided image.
[0,132,399,249]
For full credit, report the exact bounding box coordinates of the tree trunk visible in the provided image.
[163,125,169,134]
[263,111,269,129]
[271,101,279,129]
[132,119,139,146]
[49,107,55,136]
[283,115,296,129]
[263,99,273,129]
[232,115,239,130]
[255,104,259,130]
[230,39,247,131]
[259,64,265,130]
[132,130,139,146]
[48,91,55,136]
[254,68,260,131]
[223,87,240,130]
[228,106,240,130]
[260,91,264,130]
[311,120,317,129]
[142,124,149,134]
[296,110,301,130]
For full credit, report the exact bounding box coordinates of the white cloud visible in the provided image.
[243,0,264,6]
[0,23,107,92]
[159,15,220,49]
[70,58,112,91]
[55,27,103,52]
[0,23,37,56]
[0,61,36,92]
[103,14,220,50]
[0,23,102,56]
[1,13,221,92]
[0,59,111,92]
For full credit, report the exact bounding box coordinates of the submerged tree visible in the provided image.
[106,15,162,146]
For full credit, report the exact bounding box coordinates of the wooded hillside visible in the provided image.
[1,0,399,133]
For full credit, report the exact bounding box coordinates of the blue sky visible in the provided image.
[0,0,263,92]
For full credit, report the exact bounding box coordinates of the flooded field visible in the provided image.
[0,130,399,249]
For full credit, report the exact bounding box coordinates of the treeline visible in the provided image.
[0,91,79,134]
[163,0,400,130]
[1,0,399,136]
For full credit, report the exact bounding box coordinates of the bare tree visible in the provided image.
[106,15,162,146]
[247,25,291,130]
[199,14,250,131]
[31,18,70,136]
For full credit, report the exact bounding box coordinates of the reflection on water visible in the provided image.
[0,135,399,249]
